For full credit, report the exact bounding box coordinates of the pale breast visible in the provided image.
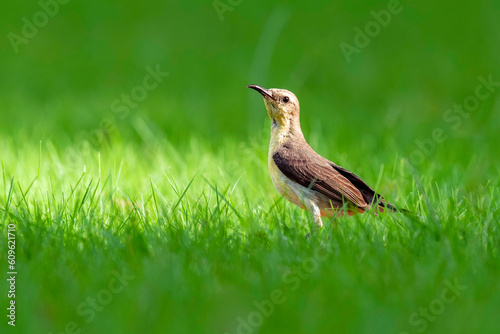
[268,125,308,208]
[268,157,305,208]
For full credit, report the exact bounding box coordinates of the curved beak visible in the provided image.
[247,85,275,100]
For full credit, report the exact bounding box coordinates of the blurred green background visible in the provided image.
[1,1,500,334]
[2,0,499,151]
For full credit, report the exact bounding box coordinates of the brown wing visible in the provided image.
[273,146,368,208]
[329,162,400,211]
[328,162,383,206]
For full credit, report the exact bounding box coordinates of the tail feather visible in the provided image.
[328,162,416,217]
[380,201,416,216]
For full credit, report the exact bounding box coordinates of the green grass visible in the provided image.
[2,0,500,333]
[1,121,499,333]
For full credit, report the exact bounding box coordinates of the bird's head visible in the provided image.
[247,85,300,129]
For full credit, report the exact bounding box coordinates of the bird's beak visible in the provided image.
[247,85,275,100]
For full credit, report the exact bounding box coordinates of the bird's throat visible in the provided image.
[268,119,304,161]
[269,122,289,157]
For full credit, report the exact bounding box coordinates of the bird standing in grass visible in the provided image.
[248,85,404,229]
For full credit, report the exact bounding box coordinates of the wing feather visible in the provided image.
[273,148,368,208]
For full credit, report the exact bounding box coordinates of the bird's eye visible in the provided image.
[282,96,290,103]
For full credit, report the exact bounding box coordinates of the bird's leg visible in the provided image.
[304,204,325,239]
[314,211,323,228]
[303,202,322,239]
[305,201,323,229]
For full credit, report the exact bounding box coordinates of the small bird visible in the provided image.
[248,85,404,228]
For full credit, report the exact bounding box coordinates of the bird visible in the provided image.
[247,84,406,229]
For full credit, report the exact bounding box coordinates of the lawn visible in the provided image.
[1,1,500,333]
